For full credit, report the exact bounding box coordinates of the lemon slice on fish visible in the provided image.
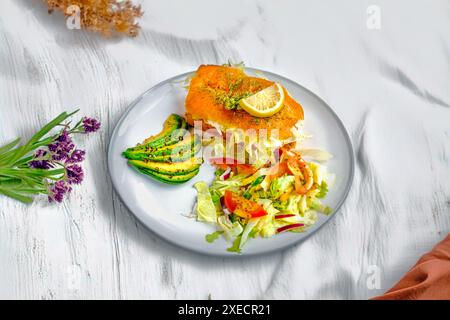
[239,83,285,117]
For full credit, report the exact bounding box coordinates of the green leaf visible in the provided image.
[10,187,46,194]
[5,110,78,166]
[226,236,242,254]
[205,231,224,243]
[28,112,70,145]
[14,156,34,167]
[0,138,20,156]
[0,178,22,186]
[0,187,34,203]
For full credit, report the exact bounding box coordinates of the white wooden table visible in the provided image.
[0,0,449,299]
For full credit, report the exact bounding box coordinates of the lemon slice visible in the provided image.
[239,83,285,117]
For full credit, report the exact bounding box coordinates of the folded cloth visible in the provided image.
[373,234,450,300]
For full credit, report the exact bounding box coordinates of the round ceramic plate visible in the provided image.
[108,68,354,256]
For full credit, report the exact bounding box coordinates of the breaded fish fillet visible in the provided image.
[185,65,304,140]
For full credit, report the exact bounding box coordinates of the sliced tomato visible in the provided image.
[225,191,267,219]
[250,207,267,218]
[223,190,237,212]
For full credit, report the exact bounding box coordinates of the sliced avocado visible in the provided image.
[145,140,201,163]
[149,133,200,157]
[136,167,199,184]
[122,114,188,158]
[125,133,201,162]
[128,156,202,176]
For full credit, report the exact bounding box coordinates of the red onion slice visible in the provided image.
[219,166,231,180]
[274,214,296,219]
[277,223,305,233]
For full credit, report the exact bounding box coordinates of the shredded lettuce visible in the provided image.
[309,161,327,186]
[311,201,332,215]
[286,194,302,215]
[205,231,224,243]
[316,181,328,199]
[269,176,294,199]
[194,182,217,223]
[297,148,333,161]
[227,236,242,253]
[297,209,318,226]
[255,199,279,238]
[243,175,265,199]
[239,218,260,249]
[217,215,243,241]
[258,217,277,238]
[210,174,246,195]
[209,188,221,204]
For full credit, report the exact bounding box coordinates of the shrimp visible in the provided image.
[287,157,313,195]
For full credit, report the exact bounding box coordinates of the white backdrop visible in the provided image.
[0,0,449,299]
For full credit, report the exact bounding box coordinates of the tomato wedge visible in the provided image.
[223,190,237,212]
[224,191,267,219]
[250,207,267,218]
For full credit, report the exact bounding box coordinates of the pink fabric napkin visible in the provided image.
[373,234,450,300]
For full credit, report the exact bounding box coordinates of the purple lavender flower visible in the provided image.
[82,117,100,133]
[48,180,71,203]
[67,149,86,163]
[57,131,75,152]
[49,131,75,161]
[28,149,52,169]
[35,149,46,157]
[66,164,84,184]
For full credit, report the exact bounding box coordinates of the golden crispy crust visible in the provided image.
[185,65,304,140]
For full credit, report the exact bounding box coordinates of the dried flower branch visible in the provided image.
[44,0,143,37]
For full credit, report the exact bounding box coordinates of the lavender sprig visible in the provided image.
[0,111,100,204]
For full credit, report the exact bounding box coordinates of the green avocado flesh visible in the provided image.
[123,114,202,184]
[124,133,200,162]
[122,114,188,157]
[145,141,201,163]
[135,167,200,184]
[128,156,202,176]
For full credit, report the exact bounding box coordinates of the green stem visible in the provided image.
[0,187,34,203]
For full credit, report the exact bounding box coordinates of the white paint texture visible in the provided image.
[0,0,449,299]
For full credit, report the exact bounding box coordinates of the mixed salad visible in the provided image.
[193,145,333,253]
